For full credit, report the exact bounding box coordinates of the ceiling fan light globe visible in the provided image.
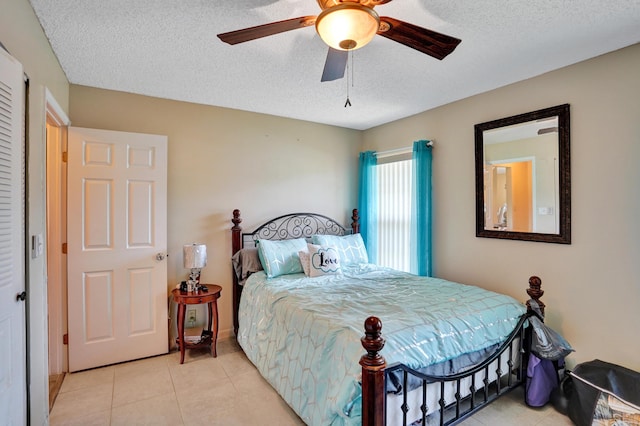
[316,4,380,51]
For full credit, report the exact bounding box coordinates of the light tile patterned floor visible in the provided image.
[50,339,574,425]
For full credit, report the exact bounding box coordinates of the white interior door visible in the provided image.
[0,47,27,426]
[67,127,168,372]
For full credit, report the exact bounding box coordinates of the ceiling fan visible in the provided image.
[217,0,461,82]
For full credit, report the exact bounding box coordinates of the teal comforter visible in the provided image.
[237,264,526,426]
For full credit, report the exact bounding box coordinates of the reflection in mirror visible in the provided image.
[483,117,558,233]
[475,104,571,244]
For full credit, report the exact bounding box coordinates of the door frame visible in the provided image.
[487,156,537,231]
[45,88,70,375]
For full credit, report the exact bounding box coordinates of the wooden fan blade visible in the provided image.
[321,48,348,82]
[217,16,316,45]
[378,17,461,60]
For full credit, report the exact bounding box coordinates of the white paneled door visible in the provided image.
[67,127,168,372]
[0,47,27,426]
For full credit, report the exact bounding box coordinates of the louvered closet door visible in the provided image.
[0,48,27,425]
[67,127,168,372]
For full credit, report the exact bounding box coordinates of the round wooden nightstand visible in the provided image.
[171,284,222,364]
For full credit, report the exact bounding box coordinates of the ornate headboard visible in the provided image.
[230,209,360,334]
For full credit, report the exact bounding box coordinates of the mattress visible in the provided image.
[237,263,526,426]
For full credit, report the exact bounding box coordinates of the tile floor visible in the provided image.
[49,373,65,411]
[50,338,574,425]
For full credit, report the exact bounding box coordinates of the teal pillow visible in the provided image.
[257,238,307,278]
[311,233,369,265]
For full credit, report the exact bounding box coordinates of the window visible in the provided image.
[359,141,432,276]
[376,158,412,272]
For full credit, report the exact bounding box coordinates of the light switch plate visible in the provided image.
[32,233,44,258]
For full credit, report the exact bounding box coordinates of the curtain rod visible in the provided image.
[374,140,434,159]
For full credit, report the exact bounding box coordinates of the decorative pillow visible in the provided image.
[311,233,369,265]
[307,243,341,277]
[231,247,263,285]
[298,250,310,277]
[257,238,308,278]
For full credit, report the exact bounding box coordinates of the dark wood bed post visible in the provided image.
[352,209,360,234]
[526,275,545,316]
[360,276,545,426]
[360,316,386,426]
[231,209,242,336]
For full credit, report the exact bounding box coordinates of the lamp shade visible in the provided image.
[183,244,207,269]
[316,4,380,51]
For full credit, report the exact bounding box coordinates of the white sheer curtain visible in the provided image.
[376,159,412,272]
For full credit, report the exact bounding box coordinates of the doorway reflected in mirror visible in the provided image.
[475,104,570,244]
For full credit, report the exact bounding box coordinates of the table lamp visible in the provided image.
[183,243,207,291]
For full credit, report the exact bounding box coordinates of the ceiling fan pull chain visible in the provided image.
[345,51,352,108]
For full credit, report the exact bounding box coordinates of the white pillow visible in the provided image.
[307,243,341,277]
[298,250,310,277]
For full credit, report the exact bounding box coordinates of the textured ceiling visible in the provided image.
[29,0,640,130]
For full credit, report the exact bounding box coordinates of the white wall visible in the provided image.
[363,43,640,372]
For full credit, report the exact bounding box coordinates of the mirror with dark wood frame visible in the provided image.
[475,104,571,243]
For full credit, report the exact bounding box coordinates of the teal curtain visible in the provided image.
[358,151,378,264]
[410,140,433,276]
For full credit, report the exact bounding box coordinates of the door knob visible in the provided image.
[16,291,26,301]
[155,253,167,261]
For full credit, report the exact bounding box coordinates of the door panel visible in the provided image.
[84,271,114,342]
[128,267,154,334]
[128,180,154,246]
[0,47,27,425]
[0,48,27,426]
[84,179,112,248]
[68,127,168,372]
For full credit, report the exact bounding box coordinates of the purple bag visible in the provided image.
[525,353,560,407]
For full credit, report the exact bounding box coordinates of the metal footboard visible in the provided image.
[361,275,546,426]
[383,313,529,426]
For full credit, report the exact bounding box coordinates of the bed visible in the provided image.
[231,210,543,426]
